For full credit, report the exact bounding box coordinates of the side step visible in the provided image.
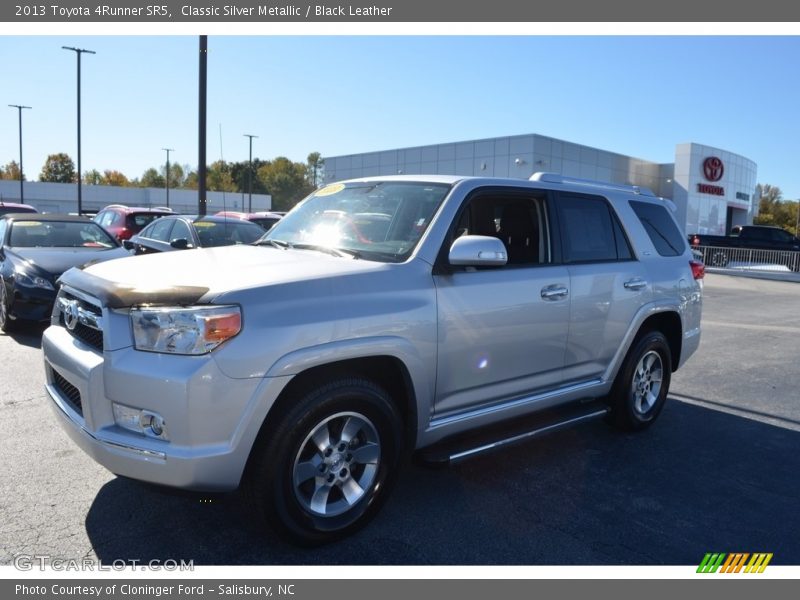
[415,401,609,467]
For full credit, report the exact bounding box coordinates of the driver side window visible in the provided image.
[449,192,550,267]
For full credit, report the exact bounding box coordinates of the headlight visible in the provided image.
[15,271,55,291]
[130,305,241,355]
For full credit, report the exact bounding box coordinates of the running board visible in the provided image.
[415,401,609,467]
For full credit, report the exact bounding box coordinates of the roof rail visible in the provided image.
[529,172,656,197]
[102,204,128,209]
[152,206,174,212]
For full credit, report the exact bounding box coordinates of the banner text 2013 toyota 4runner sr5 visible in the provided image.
[43,174,703,545]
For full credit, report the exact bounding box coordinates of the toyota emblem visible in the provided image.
[63,300,80,331]
[703,157,724,182]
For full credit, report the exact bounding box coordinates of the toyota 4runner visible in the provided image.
[42,173,703,544]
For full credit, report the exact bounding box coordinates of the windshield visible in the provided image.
[262,181,450,262]
[9,220,117,248]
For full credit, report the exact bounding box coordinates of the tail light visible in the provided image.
[690,260,705,280]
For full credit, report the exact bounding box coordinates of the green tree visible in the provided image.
[306,152,324,188]
[1,161,23,181]
[258,156,313,211]
[102,170,131,187]
[83,169,102,185]
[139,167,165,188]
[753,183,798,235]
[207,160,237,193]
[39,153,76,183]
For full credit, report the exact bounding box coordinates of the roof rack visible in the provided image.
[152,206,174,212]
[102,204,128,209]
[529,172,656,197]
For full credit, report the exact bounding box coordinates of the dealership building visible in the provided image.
[323,134,757,235]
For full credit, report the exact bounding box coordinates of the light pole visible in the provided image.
[162,148,174,208]
[7,104,31,204]
[243,134,257,212]
[62,46,95,215]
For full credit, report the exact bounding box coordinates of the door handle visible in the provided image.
[541,285,569,300]
[623,278,648,290]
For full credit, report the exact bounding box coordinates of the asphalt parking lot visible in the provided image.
[1,273,798,566]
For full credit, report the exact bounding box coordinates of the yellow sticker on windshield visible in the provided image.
[314,183,345,197]
[194,222,215,228]
[13,221,42,227]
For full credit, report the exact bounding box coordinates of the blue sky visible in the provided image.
[1,35,799,198]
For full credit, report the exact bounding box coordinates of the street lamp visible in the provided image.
[162,148,174,208]
[7,104,31,204]
[243,134,258,212]
[62,46,95,215]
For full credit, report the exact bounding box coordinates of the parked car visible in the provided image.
[43,174,702,544]
[689,225,800,269]
[0,213,128,331]
[93,205,173,242]
[124,214,265,255]
[215,211,284,231]
[0,201,37,216]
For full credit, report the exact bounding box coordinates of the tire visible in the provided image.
[710,251,729,267]
[606,331,672,431]
[0,280,16,333]
[245,376,403,546]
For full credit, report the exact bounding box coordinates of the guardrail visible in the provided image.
[693,245,800,273]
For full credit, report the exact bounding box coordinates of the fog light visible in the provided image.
[112,403,169,440]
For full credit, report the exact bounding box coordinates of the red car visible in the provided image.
[93,204,173,242]
[0,201,37,217]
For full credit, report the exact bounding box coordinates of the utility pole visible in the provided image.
[8,104,31,203]
[162,148,174,208]
[243,134,257,212]
[62,46,96,215]
[198,35,208,215]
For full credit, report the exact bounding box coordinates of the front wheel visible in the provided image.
[245,376,403,546]
[0,281,16,333]
[606,331,672,431]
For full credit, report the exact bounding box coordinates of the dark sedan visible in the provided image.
[124,214,264,255]
[0,214,128,331]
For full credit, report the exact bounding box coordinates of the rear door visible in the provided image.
[554,192,650,383]
[433,187,571,417]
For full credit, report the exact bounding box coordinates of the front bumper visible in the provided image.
[43,324,290,491]
[10,284,55,322]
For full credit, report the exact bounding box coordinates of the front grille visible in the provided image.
[53,370,82,416]
[58,291,104,352]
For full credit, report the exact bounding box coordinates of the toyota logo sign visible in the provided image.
[703,157,724,182]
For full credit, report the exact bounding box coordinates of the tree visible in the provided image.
[102,170,131,187]
[258,156,313,211]
[0,161,22,181]
[753,183,798,235]
[206,160,237,193]
[307,152,324,188]
[139,167,164,189]
[39,153,77,183]
[83,169,102,185]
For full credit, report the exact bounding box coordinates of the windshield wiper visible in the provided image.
[291,243,359,259]
[256,238,291,249]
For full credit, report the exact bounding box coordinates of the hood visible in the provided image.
[9,246,130,278]
[62,245,394,308]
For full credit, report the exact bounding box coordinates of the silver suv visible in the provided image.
[42,174,703,544]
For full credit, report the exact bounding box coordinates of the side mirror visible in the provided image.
[122,240,134,251]
[170,238,190,250]
[448,235,507,267]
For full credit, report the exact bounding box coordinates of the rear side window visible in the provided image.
[630,201,686,257]
[557,194,630,263]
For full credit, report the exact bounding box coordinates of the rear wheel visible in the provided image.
[245,376,403,546]
[607,331,672,431]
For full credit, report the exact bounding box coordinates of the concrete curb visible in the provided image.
[705,267,800,283]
